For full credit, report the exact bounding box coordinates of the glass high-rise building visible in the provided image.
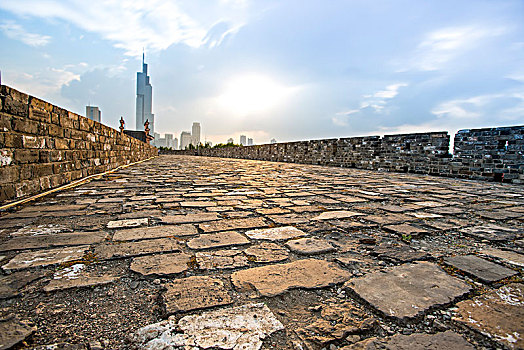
[136,53,155,134]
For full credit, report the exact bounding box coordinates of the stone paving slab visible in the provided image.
[94,238,183,260]
[196,249,249,270]
[244,242,289,262]
[231,259,351,297]
[461,224,519,241]
[163,276,232,313]
[106,218,148,229]
[312,210,365,221]
[130,253,191,276]
[2,245,90,271]
[198,217,268,233]
[454,283,524,349]
[112,224,197,241]
[444,255,517,283]
[383,224,429,237]
[480,248,524,267]
[187,231,250,250]
[160,212,219,224]
[44,266,118,292]
[285,237,336,255]
[345,262,471,319]
[0,270,46,299]
[0,231,108,252]
[245,226,307,241]
[372,244,429,263]
[133,303,284,350]
[345,331,475,349]
[0,316,36,350]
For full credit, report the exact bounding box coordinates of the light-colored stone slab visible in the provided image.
[346,331,475,350]
[245,226,306,241]
[94,238,182,260]
[244,243,289,263]
[312,210,364,221]
[187,231,250,250]
[2,246,89,271]
[444,255,517,283]
[112,224,197,241]
[454,283,524,349]
[180,201,217,207]
[345,262,471,319]
[107,218,148,229]
[161,213,219,224]
[130,253,191,276]
[480,248,524,267]
[285,237,336,255]
[0,232,108,252]
[461,224,520,242]
[164,276,232,313]
[44,264,117,292]
[383,224,428,237]
[196,249,248,270]
[199,217,267,233]
[133,303,284,350]
[0,316,36,350]
[231,259,351,297]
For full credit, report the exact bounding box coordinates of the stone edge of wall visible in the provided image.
[0,85,158,205]
[164,126,524,184]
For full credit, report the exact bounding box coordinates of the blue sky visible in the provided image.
[1,0,523,145]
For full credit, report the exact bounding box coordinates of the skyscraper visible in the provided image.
[247,138,253,146]
[240,135,247,146]
[86,106,101,123]
[136,53,155,133]
[180,131,191,149]
[191,122,201,147]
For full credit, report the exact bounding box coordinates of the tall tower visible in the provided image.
[136,53,155,133]
[191,122,201,146]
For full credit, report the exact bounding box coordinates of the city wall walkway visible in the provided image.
[0,155,523,349]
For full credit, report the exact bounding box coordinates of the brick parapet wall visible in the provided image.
[165,126,524,184]
[0,85,158,204]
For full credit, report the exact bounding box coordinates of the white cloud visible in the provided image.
[400,25,506,71]
[0,20,51,46]
[0,0,248,56]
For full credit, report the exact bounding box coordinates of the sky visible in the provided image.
[1,0,523,145]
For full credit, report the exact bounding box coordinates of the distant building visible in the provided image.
[270,138,277,144]
[86,106,101,123]
[227,138,234,144]
[247,138,253,146]
[173,137,178,150]
[180,131,191,149]
[191,122,201,146]
[136,53,155,133]
[240,135,247,146]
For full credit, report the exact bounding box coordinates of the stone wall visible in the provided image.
[0,85,158,204]
[166,126,524,184]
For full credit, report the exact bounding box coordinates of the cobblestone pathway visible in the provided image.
[1,155,523,349]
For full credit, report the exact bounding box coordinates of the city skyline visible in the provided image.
[0,1,523,145]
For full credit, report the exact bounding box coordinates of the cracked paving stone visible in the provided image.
[43,264,118,292]
[180,201,217,208]
[460,224,520,242]
[285,237,336,255]
[106,218,148,229]
[267,213,313,225]
[160,212,220,224]
[94,238,183,260]
[2,245,90,271]
[231,259,351,297]
[164,276,232,313]
[383,223,429,237]
[245,226,307,241]
[198,217,267,233]
[372,244,430,263]
[0,270,46,299]
[112,224,197,241]
[187,231,250,250]
[196,249,249,270]
[312,210,365,221]
[255,207,291,215]
[244,242,289,262]
[130,253,191,276]
[477,210,523,220]
[0,231,108,252]
[363,214,415,225]
[344,330,475,350]
[345,262,471,320]
[0,316,36,350]
[480,248,524,267]
[133,303,284,350]
[454,283,524,349]
[444,255,517,283]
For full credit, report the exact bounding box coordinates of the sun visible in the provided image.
[217,74,292,116]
